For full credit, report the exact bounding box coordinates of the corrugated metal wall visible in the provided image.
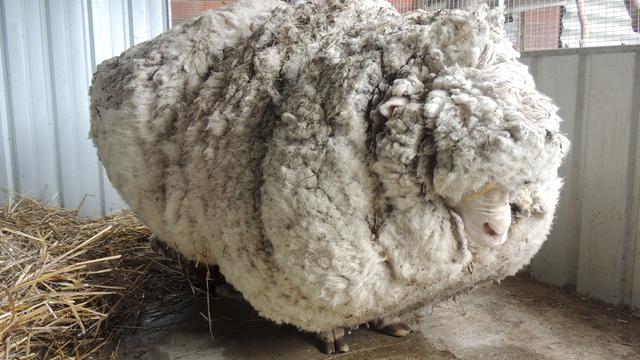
[0,0,169,216]
[521,46,640,309]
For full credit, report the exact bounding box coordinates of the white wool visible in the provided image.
[90,0,569,332]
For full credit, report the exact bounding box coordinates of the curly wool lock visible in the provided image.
[90,0,569,332]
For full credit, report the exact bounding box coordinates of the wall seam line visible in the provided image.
[17,0,41,199]
[127,0,135,47]
[43,0,65,208]
[571,53,588,289]
[621,50,640,306]
[165,0,172,29]
[85,0,107,216]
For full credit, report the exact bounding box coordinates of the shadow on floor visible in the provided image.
[118,275,640,360]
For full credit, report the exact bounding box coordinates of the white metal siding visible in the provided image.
[0,0,169,216]
[522,46,640,308]
[0,4,16,202]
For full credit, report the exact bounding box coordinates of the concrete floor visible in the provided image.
[119,275,640,360]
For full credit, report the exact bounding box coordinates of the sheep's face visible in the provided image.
[451,185,512,247]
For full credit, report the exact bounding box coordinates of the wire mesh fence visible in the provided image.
[171,0,226,26]
[170,0,640,50]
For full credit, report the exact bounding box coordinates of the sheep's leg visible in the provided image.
[149,234,242,299]
[316,327,350,354]
[368,317,412,337]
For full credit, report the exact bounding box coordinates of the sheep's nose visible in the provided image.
[483,220,509,237]
[483,223,498,236]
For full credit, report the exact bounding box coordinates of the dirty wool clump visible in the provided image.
[90,0,570,332]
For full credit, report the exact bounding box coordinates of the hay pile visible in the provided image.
[0,197,187,359]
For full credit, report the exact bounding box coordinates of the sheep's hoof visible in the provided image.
[369,319,412,338]
[317,327,350,354]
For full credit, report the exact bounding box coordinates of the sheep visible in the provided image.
[89,0,569,353]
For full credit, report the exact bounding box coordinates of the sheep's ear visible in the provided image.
[448,208,469,250]
[378,96,409,119]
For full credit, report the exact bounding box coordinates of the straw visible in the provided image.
[0,197,187,359]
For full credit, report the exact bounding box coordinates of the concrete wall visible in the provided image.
[521,46,640,309]
[0,0,169,216]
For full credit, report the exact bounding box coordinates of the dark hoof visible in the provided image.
[317,328,350,354]
[369,319,412,337]
[378,322,412,337]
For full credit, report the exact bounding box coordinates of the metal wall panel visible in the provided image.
[47,0,102,215]
[524,46,640,308]
[576,52,636,305]
[130,0,169,45]
[629,52,640,309]
[0,0,169,215]
[0,3,16,205]
[525,54,582,289]
[2,0,61,205]
[90,0,133,214]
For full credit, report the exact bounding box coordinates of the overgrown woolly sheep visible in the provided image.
[90,0,569,353]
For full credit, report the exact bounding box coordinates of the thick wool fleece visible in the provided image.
[90,0,569,332]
